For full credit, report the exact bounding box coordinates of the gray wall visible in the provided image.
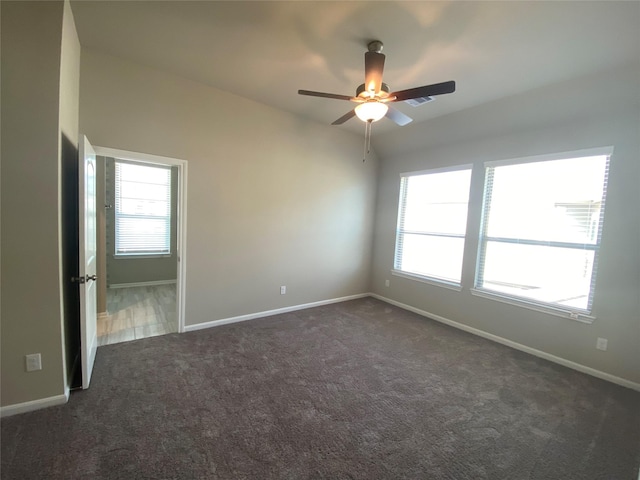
[370,64,640,384]
[103,158,178,286]
[79,49,378,328]
[1,0,80,406]
[59,0,82,386]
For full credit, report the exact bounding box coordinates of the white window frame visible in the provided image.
[471,147,613,322]
[392,164,473,290]
[114,159,173,257]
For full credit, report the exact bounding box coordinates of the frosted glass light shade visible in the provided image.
[355,102,388,122]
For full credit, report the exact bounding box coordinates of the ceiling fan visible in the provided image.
[298,40,456,160]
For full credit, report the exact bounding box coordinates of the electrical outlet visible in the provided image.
[596,338,608,351]
[25,353,42,372]
[385,279,390,287]
[280,285,286,295]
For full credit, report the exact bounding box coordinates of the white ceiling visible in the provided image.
[71,1,640,136]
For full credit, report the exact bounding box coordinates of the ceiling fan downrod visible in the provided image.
[368,40,384,54]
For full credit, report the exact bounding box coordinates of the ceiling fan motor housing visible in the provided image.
[356,82,390,98]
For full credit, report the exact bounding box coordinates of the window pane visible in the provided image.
[481,241,595,310]
[395,167,472,285]
[117,163,169,184]
[399,234,466,283]
[118,181,169,202]
[486,156,607,244]
[116,217,170,253]
[119,198,170,217]
[403,170,472,234]
[115,161,172,255]
[477,152,610,313]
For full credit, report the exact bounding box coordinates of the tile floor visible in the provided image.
[98,284,177,346]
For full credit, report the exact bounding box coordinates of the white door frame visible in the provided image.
[94,146,188,334]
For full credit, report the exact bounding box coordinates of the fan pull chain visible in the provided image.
[363,120,373,162]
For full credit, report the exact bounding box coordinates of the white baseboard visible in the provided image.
[8,293,635,417]
[184,293,369,333]
[1,387,69,418]
[108,279,176,289]
[370,293,640,392]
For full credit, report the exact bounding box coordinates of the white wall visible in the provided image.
[371,64,640,384]
[79,50,378,327]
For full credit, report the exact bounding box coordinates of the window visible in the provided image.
[115,161,172,256]
[474,148,611,314]
[394,166,473,286]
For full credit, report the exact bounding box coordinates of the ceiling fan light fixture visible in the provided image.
[355,101,388,122]
[296,40,456,162]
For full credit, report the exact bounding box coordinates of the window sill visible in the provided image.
[391,269,462,292]
[113,254,172,260]
[470,288,595,324]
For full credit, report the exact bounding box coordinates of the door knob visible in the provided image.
[86,275,97,282]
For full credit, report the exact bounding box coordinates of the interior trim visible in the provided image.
[184,293,370,333]
[94,145,188,335]
[1,388,69,418]
[470,287,595,323]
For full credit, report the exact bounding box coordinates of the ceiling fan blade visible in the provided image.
[298,90,353,101]
[332,110,356,125]
[385,106,413,126]
[364,51,385,95]
[390,81,456,102]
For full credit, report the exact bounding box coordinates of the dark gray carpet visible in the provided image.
[2,298,639,479]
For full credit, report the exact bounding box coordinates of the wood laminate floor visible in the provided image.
[98,284,177,346]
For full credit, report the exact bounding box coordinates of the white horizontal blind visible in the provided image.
[394,167,472,284]
[476,153,610,313]
[115,161,171,255]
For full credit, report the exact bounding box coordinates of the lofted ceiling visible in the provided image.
[71,1,640,138]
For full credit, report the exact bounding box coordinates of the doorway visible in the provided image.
[94,147,187,346]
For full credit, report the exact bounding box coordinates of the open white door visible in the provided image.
[79,136,98,389]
